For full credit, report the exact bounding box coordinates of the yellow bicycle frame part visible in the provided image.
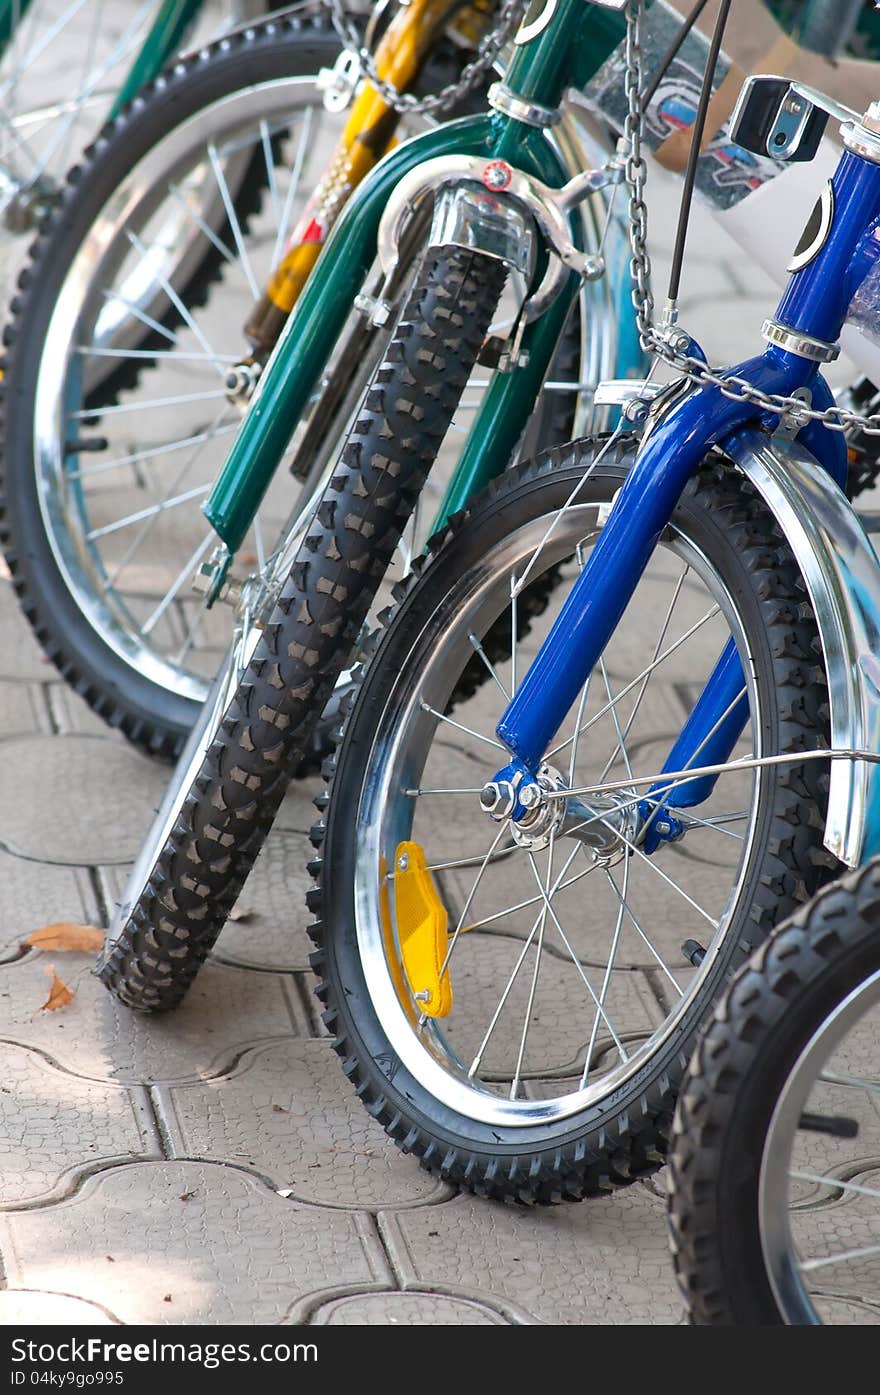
[245,0,490,354]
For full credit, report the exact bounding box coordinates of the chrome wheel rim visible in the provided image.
[351,487,764,1129]
[33,68,347,707]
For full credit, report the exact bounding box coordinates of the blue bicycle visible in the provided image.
[306,13,880,1200]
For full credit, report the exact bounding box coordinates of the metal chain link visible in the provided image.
[325,0,528,116]
[621,0,880,436]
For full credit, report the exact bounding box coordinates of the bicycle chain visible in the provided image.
[325,0,528,116]
[621,0,880,437]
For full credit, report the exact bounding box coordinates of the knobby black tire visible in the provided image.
[97,243,507,1011]
[667,856,880,1325]
[305,440,839,1205]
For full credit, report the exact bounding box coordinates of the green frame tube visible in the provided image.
[203,0,631,555]
[0,0,35,49]
[203,115,578,550]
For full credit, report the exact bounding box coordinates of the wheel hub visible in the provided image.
[480,763,638,863]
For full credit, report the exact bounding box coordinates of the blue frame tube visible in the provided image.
[494,145,880,788]
[496,348,816,768]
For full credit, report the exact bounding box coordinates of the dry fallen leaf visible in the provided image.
[24,922,105,953]
[227,905,254,923]
[0,555,11,581]
[41,964,74,1012]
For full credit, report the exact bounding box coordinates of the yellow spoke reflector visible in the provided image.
[392,841,452,1018]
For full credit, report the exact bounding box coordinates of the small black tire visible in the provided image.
[667,856,880,1325]
[306,440,838,1204]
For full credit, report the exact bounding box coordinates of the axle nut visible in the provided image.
[479,780,516,819]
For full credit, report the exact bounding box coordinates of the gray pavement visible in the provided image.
[0,600,685,1325]
[0,4,869,1328]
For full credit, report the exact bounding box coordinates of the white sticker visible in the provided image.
[514,0,558,46]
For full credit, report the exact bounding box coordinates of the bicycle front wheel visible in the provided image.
[308,440,837,1203]
[668,856,880,1325]
[97,241,508,1011]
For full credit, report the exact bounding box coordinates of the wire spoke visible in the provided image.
[418,698,505,752]
[599,657,634,781]
[439,823,508,978]
[207,141,260,300]
[139,531,214,638]
[512,425,624,599]
[260,118,281,230]
[818,1071,880,1096]
[271,104,314,267]
[608,821,719,930]
[77,346,240,364]
[547,602,722,762]
[404,786,485,796]
[68,422,238,481]
[123,227,225,375]
[467,914,541,1080]
[85,480,213,541]
[598,565,689,783]
[467,631,510,701]
[98,283,181,348]
[800,1242,880,1274]
[581,855,630,1087]
[510,836,554,1099]
[609,875,684,996]
[524,849,629,1064]
[73,387,227,420]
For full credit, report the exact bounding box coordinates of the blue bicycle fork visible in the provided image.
[491,145,880,831]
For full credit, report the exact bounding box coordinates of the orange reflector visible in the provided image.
[392,841,452,1017]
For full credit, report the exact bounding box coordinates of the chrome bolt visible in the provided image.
[414,989,432,1003]
[623,398,650,424]
[519,784,541,810]
[397,853,409,872]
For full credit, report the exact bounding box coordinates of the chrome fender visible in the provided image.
[727,429,880,867]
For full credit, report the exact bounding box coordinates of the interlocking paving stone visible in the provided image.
[276,774,323,834]
[0,1162,392,1324]
[0,953,307,1084]
[0,1042,159,1205]
[156,1039,450,1207]
[309,1292,509,1324]
[0,734,169,864]
[46,682,128,741]
[437,936,661,1079]
[0,683,51,738]
[380,1188,684,1325]
[0,854,97,961]
[0,1291,116,1325]
[100,826,316,973]
[0,592,60,682]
